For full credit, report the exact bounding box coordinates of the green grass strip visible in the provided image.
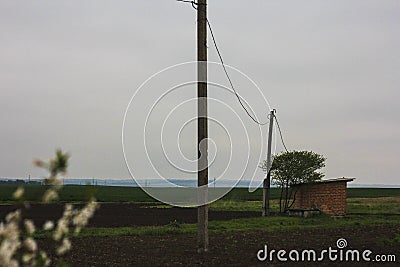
[33,214,400,239]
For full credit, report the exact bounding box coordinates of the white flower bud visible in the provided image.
[5,210,20,223]
[42,189,58,203]
[24,220,35,234]
[43,221,54,231]
[56,238,71,255]
[12,187,24,200]
[24,238,37,252]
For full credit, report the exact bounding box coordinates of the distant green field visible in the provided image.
[346,188,400,198]
[0,184,155,203]
[1,184,400,239]
[0,184,399,203]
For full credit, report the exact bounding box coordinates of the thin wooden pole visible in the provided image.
[263,110,275,216]
[197,0,208,253]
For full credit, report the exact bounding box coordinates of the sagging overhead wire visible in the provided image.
[177,0,292,154]
[207,19,269,126]
[177,0,268,125]
[274,114,289,152]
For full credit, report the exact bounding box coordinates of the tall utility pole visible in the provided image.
[197,0,208,253]
[262,109,275,216]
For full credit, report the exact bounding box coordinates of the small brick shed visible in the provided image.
[292,177,355,216]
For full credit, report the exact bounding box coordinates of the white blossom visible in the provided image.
[0,239,21,267]
[23,238,37,252]
[42,189,58,203]
[5,210,21,223]
[53,217,69,241]
[12,187,24,200]
[0,151,99,266]
[40,251,51,267]
[56,238,71,255]
[1,222,19,242]
[63,204,73,217]
[0,150,98,266]
[24,220,35,234]
[72,200,98,228]
[22,253,33,263]
[43,221,54,231]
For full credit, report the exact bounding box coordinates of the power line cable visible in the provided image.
[274,114,289,152]
[177,0,292,163]
[176,0,195,3]
[176,0,203,9]
[177,0,268,125]
[206,19,268,125]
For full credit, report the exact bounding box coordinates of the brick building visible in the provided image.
[292,177,355,216]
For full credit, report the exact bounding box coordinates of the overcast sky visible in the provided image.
[1,0,399,186]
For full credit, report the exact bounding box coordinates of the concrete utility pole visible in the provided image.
[197,0,209,253]
[263,109,275,216]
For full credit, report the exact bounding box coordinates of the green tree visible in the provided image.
[260,150,326,213]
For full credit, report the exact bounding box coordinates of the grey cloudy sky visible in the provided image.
[1,0,399,185]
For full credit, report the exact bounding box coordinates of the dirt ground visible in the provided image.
[0,203,260,227]
[38,224,399,267]
[1,204,399,266]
